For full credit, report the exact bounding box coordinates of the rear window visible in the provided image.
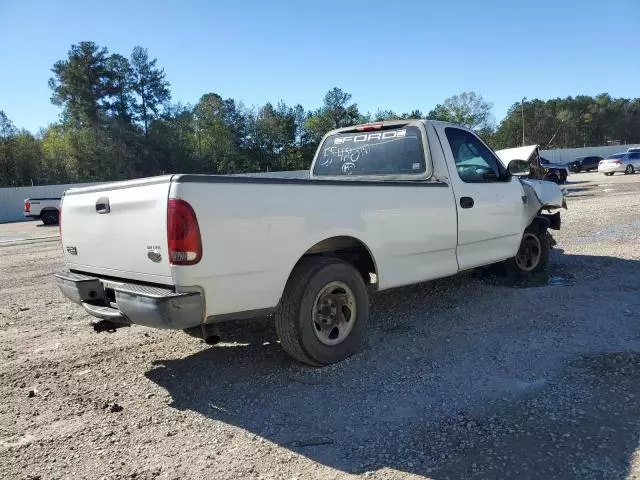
[313,125,426,177]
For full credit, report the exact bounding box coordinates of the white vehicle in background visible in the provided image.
[598,152,640,176]
[24,197,61,225]
[54,120,565,366]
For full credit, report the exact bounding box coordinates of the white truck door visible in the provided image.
[436,125,527,270]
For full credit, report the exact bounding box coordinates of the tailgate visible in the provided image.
[61,176,174,284]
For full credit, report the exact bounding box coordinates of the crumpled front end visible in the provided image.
[520,178,566,224]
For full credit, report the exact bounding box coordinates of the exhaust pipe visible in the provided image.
[183,324,221,345]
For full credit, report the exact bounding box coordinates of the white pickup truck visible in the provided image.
[55,120,564,365]
[24,197,61,225]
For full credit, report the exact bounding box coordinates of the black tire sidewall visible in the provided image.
[41,211,57,225]
[295,262,369,365]
[507,229,551,276]
[531,231,551,273]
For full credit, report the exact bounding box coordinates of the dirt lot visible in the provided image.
[1,171,639,480]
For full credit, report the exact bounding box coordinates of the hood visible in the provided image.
[495,145,539,167]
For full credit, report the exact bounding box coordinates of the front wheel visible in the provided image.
[506,230,551,274]
[275,257,369,366]
[625,165,634,175]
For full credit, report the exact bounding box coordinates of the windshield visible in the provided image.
[313,125,426,177]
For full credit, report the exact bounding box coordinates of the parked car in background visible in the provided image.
[24,197,61,225]
[627,147,640,153]
[598,152,640,176]
[567,155,603,172]
[539,157,570,183]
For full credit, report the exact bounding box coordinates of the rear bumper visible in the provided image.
[598,164,624,173]
[54,271,203,330]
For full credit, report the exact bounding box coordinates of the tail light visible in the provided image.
[167,199,202,265]
[613,160,621,164]
[24,200,30,213]
[356,123,383,132]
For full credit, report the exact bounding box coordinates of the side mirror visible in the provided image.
[507,159,531,177]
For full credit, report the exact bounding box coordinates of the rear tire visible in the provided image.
[604,173,614,176]
[40,209,59,225]
[275,257,369,366]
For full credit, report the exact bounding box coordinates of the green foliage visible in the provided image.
[130,46,170,136]
[305,87,362,143]
[491,95,640,150]
[48,42,112,128]
[427,92,493,131]
[2,41,640,188]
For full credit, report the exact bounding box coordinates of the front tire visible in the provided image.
[506,229,551,275]
[625,165,634,175]
[275,257,369,366]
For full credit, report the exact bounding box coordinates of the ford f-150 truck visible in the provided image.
[54,120,564,365]
[24,197,61,225]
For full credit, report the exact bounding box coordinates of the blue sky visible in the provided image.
[1,0,638,133]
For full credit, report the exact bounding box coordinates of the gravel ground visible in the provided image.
[1,171,639,480]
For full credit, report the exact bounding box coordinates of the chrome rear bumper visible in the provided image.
[54,272,203,330]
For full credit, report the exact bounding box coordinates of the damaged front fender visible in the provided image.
[520,179,566,226]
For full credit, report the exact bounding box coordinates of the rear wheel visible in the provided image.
[40,209,59,225]
[275,257,369,366]
[604,172,614,176]
[625,165,634,175]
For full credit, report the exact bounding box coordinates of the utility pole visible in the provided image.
[521,98,525,146]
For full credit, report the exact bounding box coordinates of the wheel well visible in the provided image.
[295,236,377,286]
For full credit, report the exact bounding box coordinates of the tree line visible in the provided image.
[2,41,640,187]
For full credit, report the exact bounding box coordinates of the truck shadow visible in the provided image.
[146,252,640,478]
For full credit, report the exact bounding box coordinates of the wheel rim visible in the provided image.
[626,165,633,174]
[312,281,356,346]
[515,233,542,272]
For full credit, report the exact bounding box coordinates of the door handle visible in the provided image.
[460,197,474,209]
[96,196,110,214]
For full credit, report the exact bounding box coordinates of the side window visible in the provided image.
[629,153,640,160]
[444,127,502,183]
